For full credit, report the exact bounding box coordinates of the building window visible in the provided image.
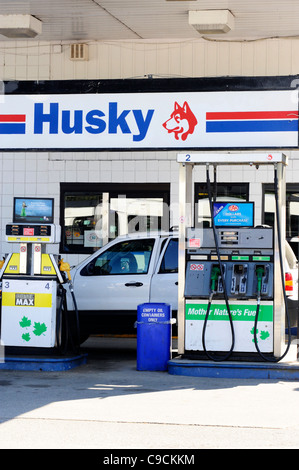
[263,184,299,257]
[194,182,249,227]
[60,183,170,254]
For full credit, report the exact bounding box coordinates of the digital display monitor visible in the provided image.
[13,197,54,224]
[213,202,254,228]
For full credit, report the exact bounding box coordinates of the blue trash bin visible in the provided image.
[136,303,171,371]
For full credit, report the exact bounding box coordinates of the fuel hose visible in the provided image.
[202,165,235,361]
[253,166,292,362]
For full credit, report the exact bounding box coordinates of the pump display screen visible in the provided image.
[13,198,54,224]
[213,202,254,227]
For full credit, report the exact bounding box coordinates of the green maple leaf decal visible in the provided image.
[33,322,47,336]
[250,326,270,343]
[19,316,31,328]
[250,326,256,335]
[22,332,31,342]
[260,330,270,341]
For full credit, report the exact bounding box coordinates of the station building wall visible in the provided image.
[1,38,299,263]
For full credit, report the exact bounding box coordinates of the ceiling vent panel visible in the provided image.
[70,43,89,61]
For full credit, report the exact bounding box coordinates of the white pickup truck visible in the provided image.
[66,231,298,342]
[67,232,179,341]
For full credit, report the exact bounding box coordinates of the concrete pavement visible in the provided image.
[1,336,299,449]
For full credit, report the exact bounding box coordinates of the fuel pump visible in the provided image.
[177,153,294,363]
[0,214,80,354]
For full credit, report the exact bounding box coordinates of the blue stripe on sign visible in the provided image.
[206,120,298,133]
[0,123,26,134]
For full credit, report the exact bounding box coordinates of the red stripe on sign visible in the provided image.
[206,111,299,121]
[0,114,26,122]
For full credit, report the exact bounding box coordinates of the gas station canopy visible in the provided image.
[0,0,299,43]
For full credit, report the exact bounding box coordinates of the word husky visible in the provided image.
[163,101,198,141]
[34,102,155,142]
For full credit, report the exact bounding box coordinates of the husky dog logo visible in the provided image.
[163,101,198,141]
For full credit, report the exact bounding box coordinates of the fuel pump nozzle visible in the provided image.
[255,265,265,297]
[211,265,221,292]
[59,258,72,281]
[59,258,80,350]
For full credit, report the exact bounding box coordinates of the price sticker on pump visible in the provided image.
[189,238,201,248]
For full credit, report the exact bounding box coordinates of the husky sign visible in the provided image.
[0,90,298,150]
